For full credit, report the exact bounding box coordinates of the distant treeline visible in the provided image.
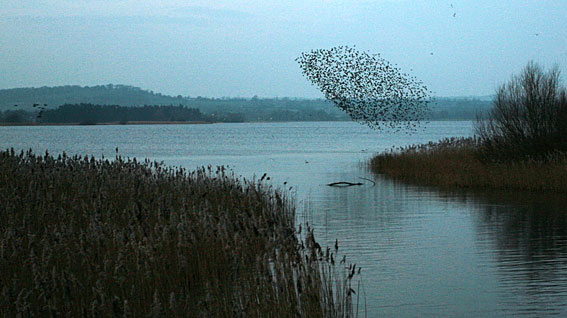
[0,110,37,123]
[40,104,208,124]
[1,103,342,124]
[0,85,494,123]
[429,97,492,120]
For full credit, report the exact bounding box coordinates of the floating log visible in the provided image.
[327,181,363,187]
[327,177,376,187]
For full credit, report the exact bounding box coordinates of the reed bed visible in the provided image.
[0,149,362,317]
[370,137,567,193]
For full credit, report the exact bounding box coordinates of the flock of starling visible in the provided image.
[296,46,431,132]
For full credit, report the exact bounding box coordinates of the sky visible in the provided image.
[1,0,566,98]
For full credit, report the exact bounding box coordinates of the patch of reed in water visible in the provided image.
[370,137,567,193]
[0,148,362,317]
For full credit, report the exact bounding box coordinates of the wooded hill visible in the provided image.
[0,85,492,122]
[0,85,187,111]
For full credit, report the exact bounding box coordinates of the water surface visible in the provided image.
[3,121,567,316]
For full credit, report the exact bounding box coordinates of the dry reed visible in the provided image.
[370,137,567,193]
[0,149,362,317]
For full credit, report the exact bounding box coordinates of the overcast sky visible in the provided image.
[1,0,566,98]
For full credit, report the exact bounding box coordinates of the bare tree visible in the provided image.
[475,62,567,161]
[296,46,431,132]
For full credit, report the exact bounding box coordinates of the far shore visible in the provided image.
[1,119,475,127]
[0,120,212,126]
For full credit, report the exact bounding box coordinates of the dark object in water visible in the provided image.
[327,181,363,187]
[327,177,376,187]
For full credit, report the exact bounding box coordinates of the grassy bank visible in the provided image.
[370,137,567,193]
[0,149,361,317]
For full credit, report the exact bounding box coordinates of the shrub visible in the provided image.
[475,62,567,161]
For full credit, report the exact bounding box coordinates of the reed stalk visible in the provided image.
[0,148,362,317]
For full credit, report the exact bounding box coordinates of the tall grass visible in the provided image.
[370,137,567,193]
[0,149,362,317]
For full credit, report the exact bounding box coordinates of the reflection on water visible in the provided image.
[465,191,567,316]
[310,167,567,316]
[2,121,567,316]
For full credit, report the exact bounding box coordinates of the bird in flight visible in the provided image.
[296,45,431,132]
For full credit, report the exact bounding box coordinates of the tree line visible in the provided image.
[1,85,493,122]
[38,104,208,124]
[1,103,347,124]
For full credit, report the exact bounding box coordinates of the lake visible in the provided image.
[3,121,567,317]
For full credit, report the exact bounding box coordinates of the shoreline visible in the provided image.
[0,119,473,127]
[0,120,213,126]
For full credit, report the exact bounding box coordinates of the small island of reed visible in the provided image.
[372,62,567,194]
[370,137,567,193]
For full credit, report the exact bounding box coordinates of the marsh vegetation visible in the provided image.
[371,62,567,193]
[0,149,362,317]
[370,137,567,193]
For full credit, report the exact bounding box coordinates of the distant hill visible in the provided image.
[0,84,493,122]
[0,84,187,111]
[0,85,349,121]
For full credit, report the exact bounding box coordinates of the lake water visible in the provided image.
[3,121,567,317]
